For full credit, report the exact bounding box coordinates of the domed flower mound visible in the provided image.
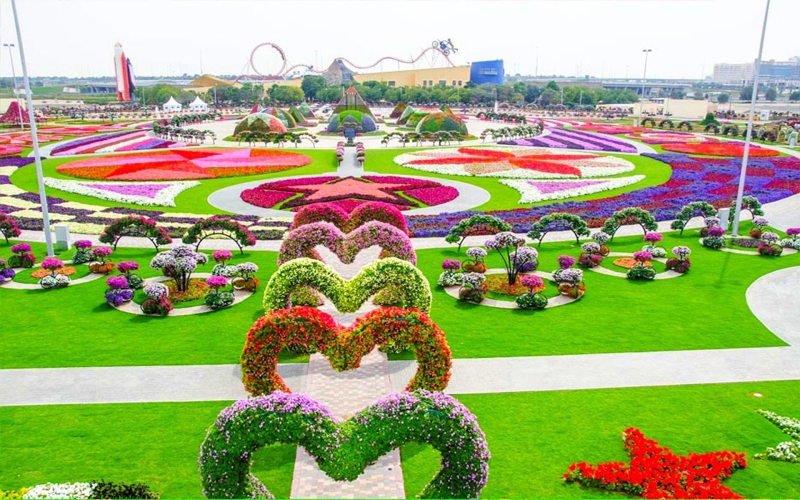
[396,106,416,125]
[287,106,307,126]
[326,111,377,133]
[234,113,288,135]
[390,101,407,118]
[406,112,429,128]
[416,112,468,135]
[263,106,298,128]
[298,102,315,118]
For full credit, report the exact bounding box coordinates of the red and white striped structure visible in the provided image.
[113,43,136,102]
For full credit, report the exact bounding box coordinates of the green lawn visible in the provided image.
[9,147,671,214]
[0,225,794,369]
[3,381,800,498]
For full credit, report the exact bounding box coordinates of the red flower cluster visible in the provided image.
[241,306,451,395]
[564,428,747,499]
[662,143,779,157]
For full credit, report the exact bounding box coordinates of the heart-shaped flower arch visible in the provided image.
[277,221,416,266]
[263,258,432,313]
[290,201,409,234]
[241,306,451,394]
[199,391,490,499]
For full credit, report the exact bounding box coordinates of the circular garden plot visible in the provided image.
[55,148,312,181]
[240,175,460,212]
[394,146,635,179]
[441,269,583,310]
[587,252,684,280]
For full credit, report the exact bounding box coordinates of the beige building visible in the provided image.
[352,65,471,88]
[712,63,753,84]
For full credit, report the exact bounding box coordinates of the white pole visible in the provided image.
[732,0,771,237]
[638,49,651,126]
[11,0,53,256]
[5,43,22,129]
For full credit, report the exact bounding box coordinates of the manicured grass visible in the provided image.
[0,242,307,369]
[402,380,800,498]
[3,381,800,498]
[0,401,295,499]
[2,223,794,369]
[391,227,792,360]
[10,146,671,214]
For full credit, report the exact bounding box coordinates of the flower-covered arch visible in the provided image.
[98,215,173,252]
[446,214,512,251]
[670,201,718,235]
[182,216,256,254]
[602,207,658,241]
[527,213,590,246]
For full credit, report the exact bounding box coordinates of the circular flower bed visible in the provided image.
[394,147,635,179]
[485,274,527,296]
[30,266,77,278]
[241,175,459,212]
[55,148,312,180]
[612,257,653,269]
[661,143,779,157]
[165,278,208,303]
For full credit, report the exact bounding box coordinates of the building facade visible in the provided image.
[712,63,753,85]
[712,59,800,85]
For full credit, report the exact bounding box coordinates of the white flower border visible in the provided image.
[394,146,635,179]
[500,175,645,203]
[43,177,200,207]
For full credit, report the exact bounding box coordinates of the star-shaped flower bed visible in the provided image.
[56,148,312,180]
[240,175,459,212]
[394,146,635,179]
[564,427,747,498]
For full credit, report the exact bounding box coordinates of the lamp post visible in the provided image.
[637,49,652,126]
[732,0,771,237]
[3,43,23,129]
[10,0,53,255]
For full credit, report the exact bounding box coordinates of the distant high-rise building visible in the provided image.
[712,59,800,85]
[712,63,753,84]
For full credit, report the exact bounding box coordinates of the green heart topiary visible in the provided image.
[199,391,490,499]
[262,257,432,313]
[241,306,451,395]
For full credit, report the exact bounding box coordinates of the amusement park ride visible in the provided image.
[233,40,458,83]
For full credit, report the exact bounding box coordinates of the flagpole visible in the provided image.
[11,0,54,256]
[731,0,771,237]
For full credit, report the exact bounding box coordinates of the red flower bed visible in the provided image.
[564,428,746,498]
[240,189,295,208]
[662,143,779,157]
[404,186,459,206]
[702,173,736,183]
[509,157,583,176]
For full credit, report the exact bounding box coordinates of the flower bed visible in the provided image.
[395,147,635,179]
[499,128,638,152]
[500,175,645,203]
[626,131,718,144]
[405,153,800,236]
[50,130,147,156]
[55,148,312,180]
[564,427,746,498]
[240,175,458,212]
[662,142,779,157]
[42,178,200,207]
[485,273,527,296]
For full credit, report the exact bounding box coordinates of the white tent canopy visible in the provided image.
[188,96,209,113]
[163,96,182,112]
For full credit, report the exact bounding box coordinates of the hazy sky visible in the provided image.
[0,0,796,80]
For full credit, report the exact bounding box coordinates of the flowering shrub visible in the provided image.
[232,262,260,292]
[628,251,657,280]
[8,243,35,268]
[578,242,603,268]
[150,245,208,293]
[89,246,114,274]
[0,212,22,243]
[564,427,746,498]
[198,391,489,499]
[484,232,529,286]
[516,274,548,310]
[666,246,692,273]
[41,257,64,274]
[117,261,143,289]
[22,483,95,499]
[457,272,487,303]
[727,195,765,226]
[781,228,800,250]
[71,240,94,264]
[141,283,173,316]
[182,216,256,254]
[442,259,461,270]
[0,257,15,282]
[527,213,590,246]
[754,410,800,463]
[18,480,158,499]
[438,270,463,288]
[105,275,134,306]
[277,221,416,266]
[39,274,70,290]
[463,247,487,273]
[758,241,783,257]
[242,306,451,394]
[263,257,432,313]
[446,214,511,251]
[670,201,718,235]
[204,276,235,310]
[92,246,112,264]
[703,226,727,249]
[511,246,539,273]
[212,250,232,263]
[558,255,576,269]
[99,215,172,252]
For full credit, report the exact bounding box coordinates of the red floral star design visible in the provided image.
[285,177,410,203]
[564,428,747,499]
[407,147,600,177]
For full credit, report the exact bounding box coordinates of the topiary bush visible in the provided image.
[416,112,469,136]
[263,257,432,313]
[0,212,21,244]
[446,214,512,251]
[241,306,451,394]
[234,113,288,136]
[198,391,490,499]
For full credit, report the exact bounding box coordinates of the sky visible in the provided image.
[0,0,796,80]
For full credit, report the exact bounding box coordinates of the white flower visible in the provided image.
[500,175,645,204]
[23,482,94,499]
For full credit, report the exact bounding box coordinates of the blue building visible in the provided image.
[759,61,800,83]
[470,60,504,85]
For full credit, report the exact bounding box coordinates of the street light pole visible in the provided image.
[4,43,23,129]
[732,0,771,237]
[637,49,652,126]
[10,0,53,255]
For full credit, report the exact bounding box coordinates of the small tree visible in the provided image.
[484,232,537,286]
[764,87,778,102]
[717,93,730,104]
[740,86,754,101]
[790,90,800,102]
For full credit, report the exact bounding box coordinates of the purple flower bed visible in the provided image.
[405,153,800,236]
[50,131,134,156]
[500,128,637,153]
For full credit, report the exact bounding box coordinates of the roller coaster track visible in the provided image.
[334,47,456,71]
